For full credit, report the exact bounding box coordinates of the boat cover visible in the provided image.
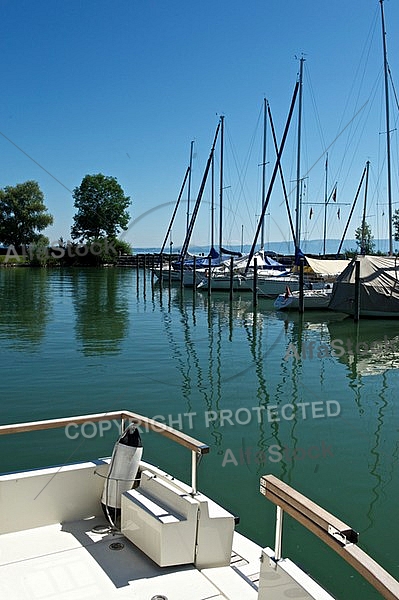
[175,247,221,268]
[305,257,349,277]
[329,255,399,315]
[229,250,286,270]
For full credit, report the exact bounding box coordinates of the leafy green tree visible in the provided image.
[71,174,131,242]
[392,209,399,242]
[0,181,53,246]
[355,221,375,255]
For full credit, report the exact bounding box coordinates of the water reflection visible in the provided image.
[327,319,399,378]
[1,269,399,598]
[0,268,51,349]
[72,268,130,355]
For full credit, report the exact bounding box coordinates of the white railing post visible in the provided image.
[191,450,197,495]
[274,505,284,561]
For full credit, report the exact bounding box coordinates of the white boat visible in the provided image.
[254,273,301,297]
[196,251,289,292]
[274,285,333,311]
[153,265,183,283]
[1,410,398,600]
[255,256,349,299]
[197,271,253,291]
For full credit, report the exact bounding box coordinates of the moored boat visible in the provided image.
[328,255,399,317]
[274,285,333,311]
[1,410,398,600]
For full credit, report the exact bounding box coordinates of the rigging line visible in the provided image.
[304,66,326,154]
[278,100,369,210]
[225,125,261,243]
[302,100,369,187]
[227,105,263,228]
[337,5,378,139]
[0,129,72,193]
[222,127,242,240]
[336,80,377,193]
[388,67,399,112]
[326,7,378,189]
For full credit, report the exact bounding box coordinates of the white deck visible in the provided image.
[0,517,261,600]
[0,450,336,600]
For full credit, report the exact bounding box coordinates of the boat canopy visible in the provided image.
[220,247,242,257]
[329,255,399,315]
[174,247,221,268]
[305,256,349,277]
[229,250,286,270]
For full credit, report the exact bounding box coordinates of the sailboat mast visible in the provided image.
[380,0,393,254]
[260,98,268,249]
[260,98,267,250]
[245,81,299,273]
[219,115,224,255]
[180,122,220,260]
[337,165,367,255]
[322,154,328,256]
[186,140,194,233]
[295,57,305,253]
[160,166,190,255]
[360,160,370,254]
[211,154,215,249]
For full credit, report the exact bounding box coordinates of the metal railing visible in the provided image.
[0,410,209,495]
[261,474,399,600]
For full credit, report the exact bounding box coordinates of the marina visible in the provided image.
[2,1,399,597]
[1,267,399,599]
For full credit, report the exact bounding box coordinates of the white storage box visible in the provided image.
[121,470,199,567]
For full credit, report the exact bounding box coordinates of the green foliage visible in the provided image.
[392,209,399,242]
[71,174,131,242]
[0,181,53,246]
[343,248,357,259]
[113,238,132,255]
[29,237,53,267]
[355,221,375,255]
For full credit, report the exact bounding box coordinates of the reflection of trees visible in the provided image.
[0,268,51,348]
[72,268,130,355]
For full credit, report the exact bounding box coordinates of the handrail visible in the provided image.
[260,474,399,600]
[0,410,209,495]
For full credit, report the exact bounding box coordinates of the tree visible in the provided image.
[392,209,399,242]
[0,181,53,246]
[355,221,375,255]
[71,174,131,242]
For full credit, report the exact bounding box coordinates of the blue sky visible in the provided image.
[1,0,398,252]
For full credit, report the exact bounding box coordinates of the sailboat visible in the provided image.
[154,125,222,285]
[197,100,291,292]
[274,283,333,311]
[245,59,309,298]
[329,0,399,318]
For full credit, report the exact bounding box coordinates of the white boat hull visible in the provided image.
[255,275,301,298]
[153,267,182,282]
[274,288,333,310]
[197,273,252,291]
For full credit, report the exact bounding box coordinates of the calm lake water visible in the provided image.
[1,267,398,599]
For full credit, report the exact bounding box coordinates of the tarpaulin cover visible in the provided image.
[305,257,349,277]
[329,255,399,316]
